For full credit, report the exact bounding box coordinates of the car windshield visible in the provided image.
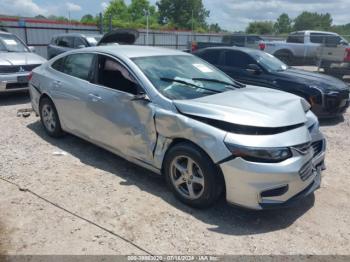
[86,36,102,46]
[132,55,237,100]
[0,34,28,52]
[251,51,288,72]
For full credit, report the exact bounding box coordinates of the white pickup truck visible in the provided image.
[263,30,349,68]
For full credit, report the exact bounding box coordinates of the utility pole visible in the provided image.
[191,9,194,41]
[145,9,150,46]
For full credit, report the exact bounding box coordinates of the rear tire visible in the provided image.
[163,143,224,208]
[39,97,64,137]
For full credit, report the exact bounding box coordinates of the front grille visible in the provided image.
[22,64,40,71]
[0,64,40,74]
[6,83,28,89]
[292,142,311,155]
[311,140,323,157]
[299,160,314,181]
[325,90,350,111]
[0,65,20,73]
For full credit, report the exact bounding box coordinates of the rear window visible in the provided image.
[287,33,304,43]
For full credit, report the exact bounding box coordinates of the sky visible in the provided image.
[0,0,349,31]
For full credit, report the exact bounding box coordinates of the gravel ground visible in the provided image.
[0,87,349,255]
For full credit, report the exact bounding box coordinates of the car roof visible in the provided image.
[52,33,102,38]
[291,30,338,35]
[82,45,191,58]
[197,46,256,53]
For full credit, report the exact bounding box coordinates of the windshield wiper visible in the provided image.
[192,77,245,89]
[160,77,221,93]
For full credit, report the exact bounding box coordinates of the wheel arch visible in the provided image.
[161,137,226,186]
[273,48,295,57]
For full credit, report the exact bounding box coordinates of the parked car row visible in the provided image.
[189,30,350,78]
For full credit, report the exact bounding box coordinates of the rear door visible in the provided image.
[49,53,97,139]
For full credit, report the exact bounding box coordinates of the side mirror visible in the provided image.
[28,46,35,52]
[131,90,150,102]
[77,44,86,49]
[340,40,349,46]
[246,64,262,75]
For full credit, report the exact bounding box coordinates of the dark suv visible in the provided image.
[47,33,102,59]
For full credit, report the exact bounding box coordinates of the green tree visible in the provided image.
[156,0,209,30]
[209,23,221,33]
[293,12,332,31]
[104,0,129,21]
[81,14,95,23]
[129,0,153,20]
[34,15,47,19]
[274,13,292,34]
[48,15,69,22]
[246,21,274,35]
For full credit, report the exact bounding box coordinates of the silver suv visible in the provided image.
[47,33,102,59]
[0,31,46,93]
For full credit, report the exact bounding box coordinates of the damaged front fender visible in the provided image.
[152,108,231,170]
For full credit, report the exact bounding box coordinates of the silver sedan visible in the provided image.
[0,31,46,93]
[29,45,326,209]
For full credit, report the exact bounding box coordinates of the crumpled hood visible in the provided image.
[279,68,349,91]
[0,52,46,66]
[174,86,308,128]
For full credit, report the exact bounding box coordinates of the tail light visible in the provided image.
[28,71,33,81]
[344,48,350,62]
[191,42,198,53]
[259,41,266,51]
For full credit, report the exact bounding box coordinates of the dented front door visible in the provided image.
[85,86,157,164]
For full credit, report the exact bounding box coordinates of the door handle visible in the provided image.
[88,93,102,102]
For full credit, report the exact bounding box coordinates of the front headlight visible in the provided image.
[225,143,292,163]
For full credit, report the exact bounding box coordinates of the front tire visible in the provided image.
[163,143,224,208]
[39,97,64,137]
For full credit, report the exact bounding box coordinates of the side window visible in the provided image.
[287,33,304,43]
[224,51,255,68]
[74,37,87,48]
[57,37,68,47]
[247,35,261,44]
[94,55,138,95]
[198,50,221,65]
[62,53,94,81]
[310,33,326,44]
[51,57,65,72]
[325,35,341,46]
[231,36,245,46]
[51,37,57,44]
[58,37,74,48]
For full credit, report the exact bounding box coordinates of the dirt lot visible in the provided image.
[0,87,349,255]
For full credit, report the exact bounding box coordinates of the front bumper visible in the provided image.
[312,91,350,118]
[220,139,326,210]
[0,72,31,93]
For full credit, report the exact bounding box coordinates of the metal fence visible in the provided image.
[0,17,349,69]
[0,17,99,58]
